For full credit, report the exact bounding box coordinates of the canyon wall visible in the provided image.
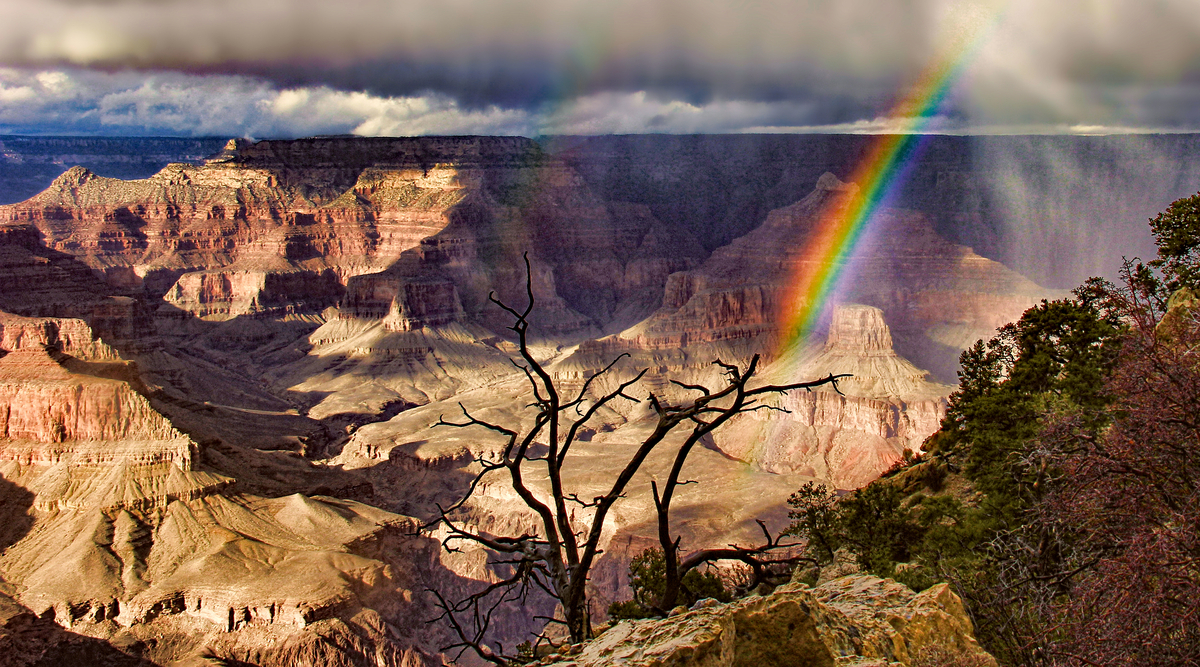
[0,311,452,666]
[0,136,1064,665]
[581,172,1052,384]
[713,305,951,489]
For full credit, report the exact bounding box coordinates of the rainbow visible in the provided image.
[774,8,1003,353]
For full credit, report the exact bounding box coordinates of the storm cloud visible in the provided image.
[1,0,1199,135]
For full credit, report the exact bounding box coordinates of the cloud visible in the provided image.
[739,116,964,135]
[539,92,822,135]
[0,0,934,85]
[0,0,1197,131]
[0,68,534,137]
[268,89,532,137]
[3,67,1198,139]
[0,68,856,137]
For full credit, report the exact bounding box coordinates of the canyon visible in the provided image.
[0,135,1057,665]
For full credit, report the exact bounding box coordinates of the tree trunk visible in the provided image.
[659,531,682,612]
[564,596,590,643]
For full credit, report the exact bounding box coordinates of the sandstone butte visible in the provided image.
[0,137,1042,665]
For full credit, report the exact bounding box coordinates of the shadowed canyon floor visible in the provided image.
[0,136,1054,665]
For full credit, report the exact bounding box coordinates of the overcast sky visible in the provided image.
[1,0,1198,137]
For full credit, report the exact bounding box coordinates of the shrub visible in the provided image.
[785,482,841,565]
[608,548,732,619]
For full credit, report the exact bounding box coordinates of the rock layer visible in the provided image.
[0,312,195,472]
[0,138,705,334]
[709,304,952,488]
[614,173,1052,383]
[0,314,448,666]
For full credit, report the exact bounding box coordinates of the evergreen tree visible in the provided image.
[1148,191,1200,290]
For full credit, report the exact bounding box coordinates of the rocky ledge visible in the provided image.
[544,575,996,667]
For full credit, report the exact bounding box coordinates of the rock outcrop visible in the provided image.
[547,302,949,489]
[0,311,197,473]
[712,304,952,488]
[0,135,228,206]
[0,224,124,321]
[0,486,448,666]
[0,589,158,667]
[781,304,948,400]
[2,159,466,307]
[0,311,120,361]
[604,173,1053,383]
[544,575,996,667]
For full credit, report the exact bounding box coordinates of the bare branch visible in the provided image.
[648,392,666,416]
[670,379,712,395]
[510,357,550,407]
[419,462,500,531]
[436,402,518,438]
[429,587,508,666]
[755,519,773,545]
[562,352,633,411]
[565,492,604,508]
[519,252,535,319]
[745,372,853,398]
[488,290,526,322]
[558,367,648,467]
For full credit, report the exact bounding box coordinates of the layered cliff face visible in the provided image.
[0,138,481,322]
[2,159,465,313]
[0,224,129,324]
[0,137,704,333]
[0,311,120,362]
[603,172,1053,383]
[0,311,193,469]
[0,313,451,666]
[713,304,951,489]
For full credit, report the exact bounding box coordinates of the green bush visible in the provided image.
[785,481,841,565]
[608,548,731,619]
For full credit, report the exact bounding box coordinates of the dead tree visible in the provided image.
[429,255,848,664]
